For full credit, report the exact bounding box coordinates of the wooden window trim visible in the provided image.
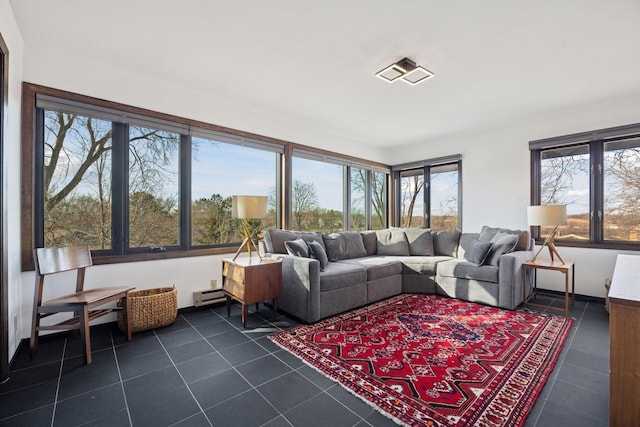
[21,82,390,270]
[529,126,640,252]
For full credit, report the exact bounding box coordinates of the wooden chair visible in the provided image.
[31,245,135,365]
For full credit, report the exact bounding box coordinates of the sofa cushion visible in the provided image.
[432,230,461,257]
[285,238,310,258]
[485,232,519,266]
[307,240,329,271]
[404,228,434,256]
[338,257,402,281]
[478,226,531,252]
[360,231,377,256]
[376,229,410,256]
[463,240,493,265]
[323,231,367,261]
[265,230,325,254]
[437,259,500,283]
[319,262,367,292]
[457,233,480,260]
[382,255,453,276]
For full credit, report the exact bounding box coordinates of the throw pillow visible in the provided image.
[375,229,410,256]
[307,240,329,271]
[264,229,302,254]
[463,240,493,265]
[323,233,346,262]
[404,228,434,256]
[478,226,530,252]
[341,231,367,259]
[432,230,461,257]
[360,231,377,256]
[485,232,519,266]
[284,238,310,258]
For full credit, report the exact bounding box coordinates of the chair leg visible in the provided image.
[30,312,40,359]
[79,307,92,365]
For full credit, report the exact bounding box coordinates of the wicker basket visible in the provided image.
[118,286,178,333]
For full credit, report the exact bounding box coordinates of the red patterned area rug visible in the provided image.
[269,294,573,427]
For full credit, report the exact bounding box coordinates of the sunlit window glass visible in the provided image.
[191,137,277,245]
[292,157,344,232]
[128,126,180,247]
[43,111,113,249]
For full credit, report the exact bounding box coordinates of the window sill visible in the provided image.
[23,246,240,271]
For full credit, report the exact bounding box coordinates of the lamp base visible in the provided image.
[531,225,566,264]
[232,220,263,262]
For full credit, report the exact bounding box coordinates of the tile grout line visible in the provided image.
[153,317,214,427]
[110,329,134,427]
[184,310,302,424]
[50,338,68,427]
[182,310,293,426]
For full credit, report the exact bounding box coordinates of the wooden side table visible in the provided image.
[522,258,575,317]
[222,256,282,328]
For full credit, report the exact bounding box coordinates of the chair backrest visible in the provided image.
[34,245,93,276]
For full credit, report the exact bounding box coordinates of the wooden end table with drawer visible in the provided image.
[222,256,282,328]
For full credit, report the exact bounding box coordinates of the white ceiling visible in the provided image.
[10,0,640,150]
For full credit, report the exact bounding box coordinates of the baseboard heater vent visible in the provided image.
[193,289,226,307]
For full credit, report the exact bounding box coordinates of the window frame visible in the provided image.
[21,83,390,270]
[392,155,462,230]
[289,149,390,233]
[530,123,640,251]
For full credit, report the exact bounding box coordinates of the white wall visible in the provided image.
[0,0,24,361]
[389,91,640,298]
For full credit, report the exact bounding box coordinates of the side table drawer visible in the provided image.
[222,262,245,300]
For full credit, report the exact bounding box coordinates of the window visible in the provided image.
[191,135,278,246]
[530,124,640,249]
[27,89,284,266]
[538,145,590,240]
[22,84,388,268]
[291,150,389,232]
[399,169,425,227]
[429,164,459,231]
[350,168,366,231]
[371,171,387,229]
[603,138,640,241]
[291,156,344,232]
[394,156,461,230]
[42,111,114,250]
[128,125,181,248]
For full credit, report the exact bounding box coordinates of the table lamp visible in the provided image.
[231,195,268,261]
[527,205,567,264]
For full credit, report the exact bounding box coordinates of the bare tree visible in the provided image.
[603,147,640,239]
[44,112,180,248]
[540,155,588,205]
[292,180,319,230]
[401,175,424,227]
[371,172,386,228]
[349,170,386,230]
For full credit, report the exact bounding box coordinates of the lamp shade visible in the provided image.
[232,195,268,219]
[527,205,567,226]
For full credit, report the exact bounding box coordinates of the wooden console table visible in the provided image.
[609,254,640,426]
[222,256,282,328]
[522,258,575,317]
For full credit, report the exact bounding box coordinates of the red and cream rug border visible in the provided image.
[269,294,573,427]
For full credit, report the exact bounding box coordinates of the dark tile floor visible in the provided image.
[1,296,609,427]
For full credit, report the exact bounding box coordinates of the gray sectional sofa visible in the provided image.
[264,226,534,323]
